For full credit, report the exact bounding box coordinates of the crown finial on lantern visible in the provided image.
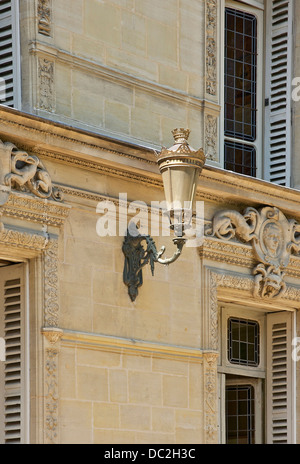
[172,128,191,143]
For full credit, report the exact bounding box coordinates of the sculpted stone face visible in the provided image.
[262,222,282,258]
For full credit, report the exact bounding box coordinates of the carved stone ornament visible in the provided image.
[208,206,300,299]
[205,0,218,97]
[1,140,62,201]
[38,57,55,112]
[38,0,52,37]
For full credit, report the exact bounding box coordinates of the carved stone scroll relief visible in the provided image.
[38,57,55,112]
[203,353,218,443]
[42,238,62,444]
[38,0,52,37]
[205,114,218,161]
[1,140,62,201]
[205,0,218,97]
[208,206,300,299]
[44,347,59,444]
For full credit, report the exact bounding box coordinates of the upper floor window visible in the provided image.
[222,0,293,186]
[223,4,260,177]
[0,0,21,109]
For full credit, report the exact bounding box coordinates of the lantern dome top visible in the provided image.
[156,128,206,172]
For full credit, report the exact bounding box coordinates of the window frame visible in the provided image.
[218,303,296,444]
[225,376,263,444]
[0,0,21,110]
[227,316,260,367]
[220,0,264,179]
[219,305,266,378]
[0,261,30,445]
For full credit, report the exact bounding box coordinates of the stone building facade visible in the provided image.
[0,0,300,444]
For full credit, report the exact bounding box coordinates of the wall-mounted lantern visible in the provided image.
[122,129,206,301]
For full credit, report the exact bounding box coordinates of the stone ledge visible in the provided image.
[60,329,206,363]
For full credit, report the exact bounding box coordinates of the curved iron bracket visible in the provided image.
[122,229,186,302]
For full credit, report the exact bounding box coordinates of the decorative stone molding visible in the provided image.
[41,238,61,445]
[213,270,300,304]
[1,193,69,228]
[0,227,47,250]
[200,266,219,351]
[44,239,60,328]
[199,237,254,268]
[42,327,62,444]
[38,0,52,37]
[214,272,253,293]
[38,57,55,112]
[44,347,59,444]
[203,352,219,444]
[205,0,218,97]
[205,114,218,161]
[42,327,63,345]
[208,206,300,300]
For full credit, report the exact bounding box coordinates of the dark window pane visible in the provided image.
[224,8,257,143]
[228,318,260,366]
[248,344,255,362]
[226,385,255,445]
[227,30,235,48]
[226,12,235,31]
[224,141,256,177]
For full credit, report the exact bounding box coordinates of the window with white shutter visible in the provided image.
[266,311,293,444]
[0,263,27,445]
[219,305,295,444]
[0,0,21,108]
[264,0,293,187]
[222,1,264,179]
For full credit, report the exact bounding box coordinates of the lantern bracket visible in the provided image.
[122,227,186,302]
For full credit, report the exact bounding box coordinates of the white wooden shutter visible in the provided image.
[266,311,293,444]
[0,0,21,108]
[264,0,293,187]
[0,264,26,444]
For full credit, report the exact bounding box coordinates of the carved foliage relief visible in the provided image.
[38,57,55,112]
[208,206,300,299]
[205,114,218,161]
[206,0,218,97]
[38,0,52,37]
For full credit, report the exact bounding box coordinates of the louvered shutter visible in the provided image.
[264,0,293,186]
[0,264,26,444]
[0,0,20,108]
[266,311,293,444]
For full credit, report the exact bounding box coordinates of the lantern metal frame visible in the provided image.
[122,129,206,301]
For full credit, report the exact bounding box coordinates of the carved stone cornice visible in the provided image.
[39,151,162,188]
[213,270,300,304]
[2,106,300,217]
[199,237,254,268]
[0,192,70,227]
